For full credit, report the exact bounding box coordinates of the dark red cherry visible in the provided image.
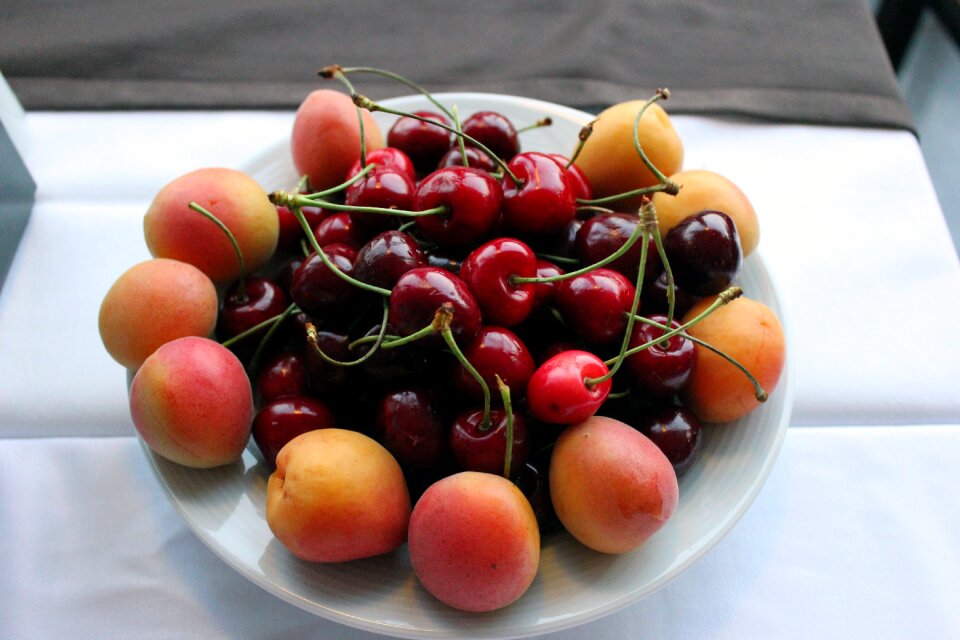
[314,212,362,249]
[530,259,564,310]
[626,314,695,397]
[346,147,417,182]
[501,152,577,234]
[576,212,662,286]
[642,271,701,319]
[255,351,308,403]
[386,111,454,176]
[252,395,336,467]
[353,230,426,289]
[462,110,520,161]
[217,276,289,352]
[301,326,352,392]
[554,268,636,344]
[376,388,447,471]
[345,166,416,236]
[513,449,562,534]
[453,326,537,401]
[547,153,593,201]
[388,267,482,344]
[449,408,530,476]
[663,210,742,296]
[276,204,328,254]
[413,166,503,246]
[634,405,703,476]
[437,145,499,174]
[290,243,358,315]
[459,237,537,327]
[526,350,612,424]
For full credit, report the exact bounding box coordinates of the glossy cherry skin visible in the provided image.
[501,152,577,234]
[275,204,328,254]
[353,230,426,289]
[437,145,499,174]
[663,209,742,296]
[547,153,593,201]
[642,271,701,319]
[300,325,352,391]
[530,259,564,310]
[313,212,363,249]
[217,276,289,349]
[462,110,520,161]
[526,350,612,424]
[386,110,454,175]
[460,237,537,327]
[576,212,662,286]
[453,326,537,401]
[413,166,503,246]
[634,405,703,476]
[449,407,530,476]
[274,256,303,300]
[388,267,482,344]
[255,351,308,403]
[513,448,562,534]
[625,314,695,397]
[345,166,416,236]
[252,395,337,467]
[555,268,637,344]
[290,243,358,316]
[346,147,417,182]
[376,387,447,471]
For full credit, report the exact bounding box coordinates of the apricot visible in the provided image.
[573,100,683,212]
[266,429,410,563]
[143,167,279,284]
[408,471,540,612]
[681,295,785,423]
[129,336,254,468]
[99,258,218,369]
[651,169,760,257]
[550,416,678,554]
[291,89,384,192]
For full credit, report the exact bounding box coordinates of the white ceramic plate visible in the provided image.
[143,93,793,639]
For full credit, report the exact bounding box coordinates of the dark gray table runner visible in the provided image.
[0,0,913,131]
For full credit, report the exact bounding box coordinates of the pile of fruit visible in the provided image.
[98,66,785,613]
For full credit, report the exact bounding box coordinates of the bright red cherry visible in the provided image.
[663,209,742,296]
[526,350,612,424]
[501,152,577,234]
[437,145,499,174]
[386,110,454,176]
[547,153,593,201]
[217,276,289,351]
[290,243,359,316]
[346,147,417,182]
[453,326,537,401]
[554,268,636,344]
[625,314,695,398]
[255,351,308,403]
[353,230,426,289]
[576,212,662,285]
[388,267,482,344]
[376,388,447,471]
[413,166,503,246]
[252,395,336,467]
[461,110,520,161]
[459,237,537,326]
[275,204,328,254]
[345,166,416,236]
[314,212,363,249]
[449,408,530,476]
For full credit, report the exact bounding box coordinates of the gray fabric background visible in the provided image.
[0,0,913,130]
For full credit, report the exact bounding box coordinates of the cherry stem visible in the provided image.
[434,305,491,429]
[321,65,457,122]
[584,204,654,388]
[451,104,470,168]
[607,387,632,400]
[633,89,677,187]
[575,204,616,216]
[220,303,300,349]
[566,118,597,168]
[304,162,376,198]
[511,210,646,285]
[496,375,515,479]
[534,252,580,266]
[649,209,677,326]
[305,300,390,367]
[325,67,369,168]
[353,94,524,187]
[516,116,553,134]
[634,313,768,402]
[248,302,299,374]
[577,180,677,206]
[188,201,247,300]
[268,193,392,297]
[303,197,447,219]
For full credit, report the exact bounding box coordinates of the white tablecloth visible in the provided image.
[1,111,959,639]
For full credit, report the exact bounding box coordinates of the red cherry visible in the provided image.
[217,276,289,353]
[345,166,416,236]
[346,147,417,182]
[437,145,499,174]
[547,153,593,201]
[388,267,482,343]
[386,111,454,176]
[276,204,327,254]
[376,388,447,471]
[642,271,701,318]
[575,212,662,285]
[554,268,636,344]
[453,326,537,401]
[662,209,743,296]
[413,166,503,246]
[459,237,537,326]
[449,407,530,476]
[634,405,703,476]
[461,110,520,161]
[626,315,695,398]
[252,395,336,467]
[290,243,359,315]
[530,259,564,310]
[501,152,577,234]
[255,351,308,402]
[526,350,612,424]
[353,230,426,289]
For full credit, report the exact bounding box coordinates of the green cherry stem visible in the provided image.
[324,67,369,168]
[188,201,246,299]
[634,313,768,402]
[248,302,300,374]
[633,89,677,187]
[321,65,457,122]
[533,252,580,266]
[353,94,524,187]
[577,180,677,206]
[516,116,553,134]
[304,300,390,367]
[607,387,632,400]
[303,162,376,199]
[451,104,470,168]
[434,304,491,429]
[566,118,597,168]
[496,375,515,479]
[648,208,678,326]
[220,303,300,349]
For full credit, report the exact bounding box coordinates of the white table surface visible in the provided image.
[1,110,959,639]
